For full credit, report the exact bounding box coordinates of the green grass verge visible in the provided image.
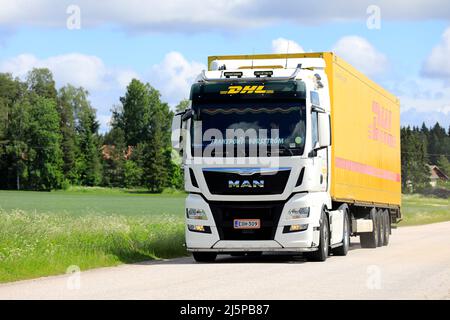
[0,189,187,283]
[399,194,450,226]
[0,190,448,283]
[0,210,187,283]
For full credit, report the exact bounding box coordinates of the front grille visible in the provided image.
[203,168,291,195]
[209,201,285,240]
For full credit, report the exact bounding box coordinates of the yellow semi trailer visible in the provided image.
[172,52,401,262]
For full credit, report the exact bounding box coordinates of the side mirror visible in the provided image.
[171,113,183,152]
[318,113,331,147]
[182,109,193,121]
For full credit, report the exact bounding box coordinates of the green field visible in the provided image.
[0,188,187,283]
[0,189,448,283]
[0,188,186,216]
[399,194,450,226]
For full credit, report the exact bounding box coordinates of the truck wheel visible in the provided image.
[360,208,379,248]
[305,211,329,262]
[332,210,350,256]
[376,210,383,247]
[382,210,390,246]
[192,252,217,263]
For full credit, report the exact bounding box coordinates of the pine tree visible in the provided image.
[114,79,153,146]
[437,155,450,177]
[101,127,126,187]
[75,88,102,186]
[27,96,63,190]
[401,127,430,193]
[112,79,173,192]
[0,73,28,189]
[26,68,57,100]
[57,85,79,183]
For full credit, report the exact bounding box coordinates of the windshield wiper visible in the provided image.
[272,144,294,156]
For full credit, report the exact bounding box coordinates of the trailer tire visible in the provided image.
[192,252,217,263]
[360,208,379,248]
[305,211,329,262]
[332,210,350,256]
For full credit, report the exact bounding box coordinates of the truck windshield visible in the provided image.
[190,102,306,157]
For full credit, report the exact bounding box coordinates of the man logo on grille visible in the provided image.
[228,180,264,188]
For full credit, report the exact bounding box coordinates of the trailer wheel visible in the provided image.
[305,211,329,262]
[376,210,384,247]
[332,210,350,256]
[382,210,390,246]
[360,208,379,248]
[192,252,217,263]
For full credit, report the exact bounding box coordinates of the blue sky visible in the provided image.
[1,0,450,132]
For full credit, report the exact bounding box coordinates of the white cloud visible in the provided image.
[1,1,450,32]
[332,36,388,76]
[0,53,138,91]
[0,0,265,31]
[115,69,140,90]
[422,27,450,79]
[271,38,304,54]
[0,53,142,132]
[0,51,206,131]
[383,76,450,127]
[401,108,450,128]
[149,51,205,105]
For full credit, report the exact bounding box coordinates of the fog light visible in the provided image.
[283,224,308,233]
[188,224,212,234]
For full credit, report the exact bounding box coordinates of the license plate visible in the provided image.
[233,219,261,229]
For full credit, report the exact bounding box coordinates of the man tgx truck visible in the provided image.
[171,52,401,262]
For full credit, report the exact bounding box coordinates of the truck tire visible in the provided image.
[382,210,390,246]
[332,210,350,256]
[192,252,217,263]
[360,208,379,248]
[305,211,329,262]
[376,210,383,247]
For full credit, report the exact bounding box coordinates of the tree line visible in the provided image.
[0,68,183,192]
[401,123,450,193]
[1,67,450,193]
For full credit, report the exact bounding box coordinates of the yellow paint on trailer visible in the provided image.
[322,53,401,208]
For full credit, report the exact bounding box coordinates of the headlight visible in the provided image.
[186,208,208,220]
[287,207,310,219]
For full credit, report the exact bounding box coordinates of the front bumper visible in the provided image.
[185,193,322,252]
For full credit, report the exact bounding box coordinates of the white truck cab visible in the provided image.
[172,53,399,262]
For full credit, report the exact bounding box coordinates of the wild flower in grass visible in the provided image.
[0,208,187,282]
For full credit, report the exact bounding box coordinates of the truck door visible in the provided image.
[311,110,328,192]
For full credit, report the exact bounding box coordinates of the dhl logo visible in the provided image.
[220,85,274,95]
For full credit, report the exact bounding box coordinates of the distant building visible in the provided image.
[428,165,449,187]
[101,145,133,161]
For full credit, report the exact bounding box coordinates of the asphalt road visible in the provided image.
[1,222,449,300]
